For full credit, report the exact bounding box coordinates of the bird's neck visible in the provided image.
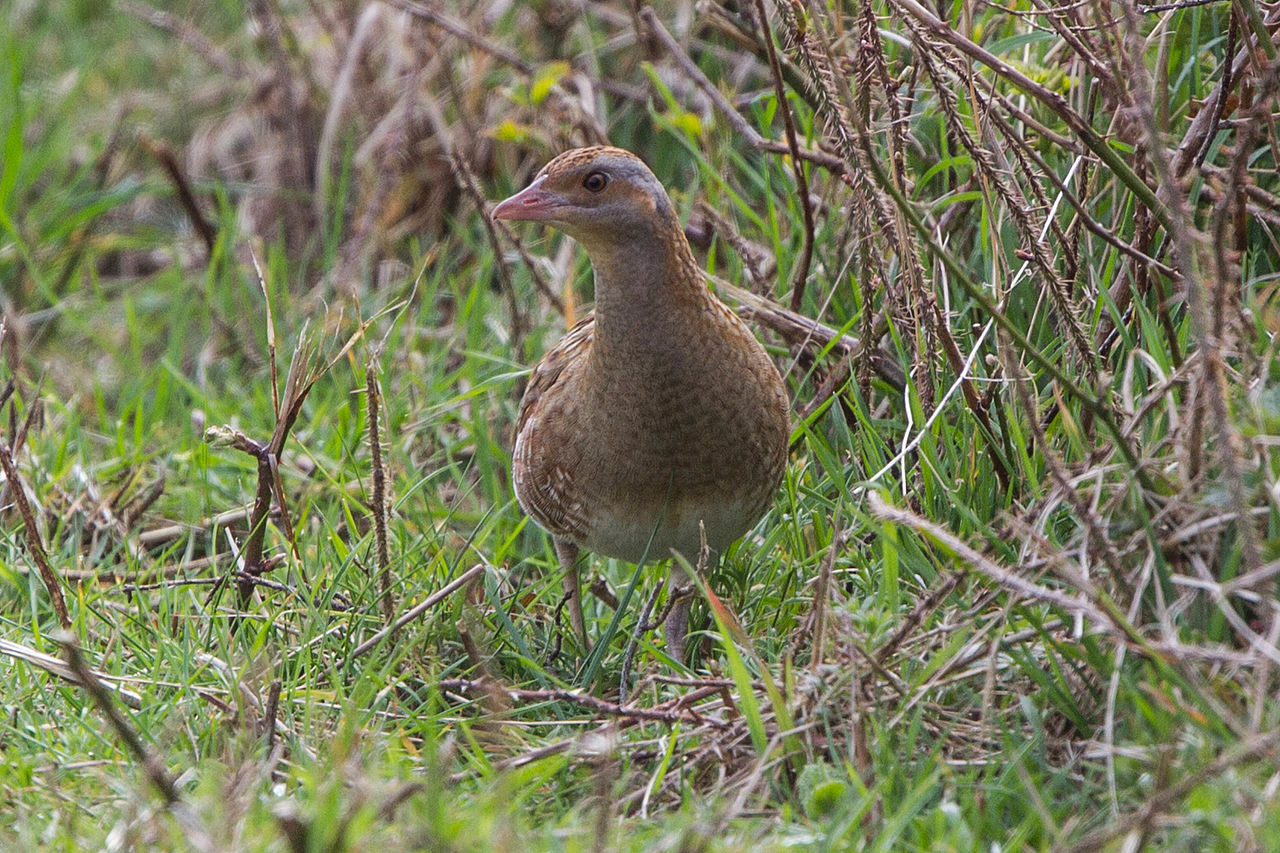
[585,225,709,353]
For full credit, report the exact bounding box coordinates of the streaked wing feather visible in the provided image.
[513,312,595,541]
[516,312,594,435]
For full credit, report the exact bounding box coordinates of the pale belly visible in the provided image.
[578,491,769,565]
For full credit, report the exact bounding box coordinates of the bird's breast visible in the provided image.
[514,295,789,564]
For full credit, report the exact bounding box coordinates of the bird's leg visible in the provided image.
[663,559,697,664]
[665,535,719,664]
[554,537,587,644]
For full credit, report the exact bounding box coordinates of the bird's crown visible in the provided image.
[537,146,646,181]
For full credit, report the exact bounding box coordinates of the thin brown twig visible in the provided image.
[868,492,1151,653]
[440,678,724,726]
[140,137,218,259]
[620,578,665,705]
[0,377,14,417]
[751,0,813,311]
[120,0,244,77]
[261,680,281,742]
[421,87,560,330]
[1063,726,1280,853]
[207,306,376,611]
[346,563,487,660]
[1137,0,1223,10]
[0,437,70,628]
[204,428,284,608]
[448,683,729,783]
[638,8,845,174]
[58,633,181,805]
[890,0,1172,231]
[1192,8,1240,173]
[382,0,533,74]
[807,507,844,669]
[1172,3,1280,175]
[710,273,905,391]
[1122,5,1263,585]
[126,570,291,596]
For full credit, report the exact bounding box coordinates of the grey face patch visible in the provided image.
[540,148,670,213]
[517,147,682,246]
[591,156,674,221]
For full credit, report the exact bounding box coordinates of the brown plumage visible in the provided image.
[493,146,789,660]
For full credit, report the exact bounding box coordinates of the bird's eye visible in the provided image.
[582,171,609,192]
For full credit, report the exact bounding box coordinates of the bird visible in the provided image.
[492,146,789,663]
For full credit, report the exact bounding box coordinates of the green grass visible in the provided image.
[2,0,1279,850]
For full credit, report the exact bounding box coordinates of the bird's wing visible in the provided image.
[512,312,595,542]
[516,311,594,436]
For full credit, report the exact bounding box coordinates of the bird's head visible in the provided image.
[492,147,679,249]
